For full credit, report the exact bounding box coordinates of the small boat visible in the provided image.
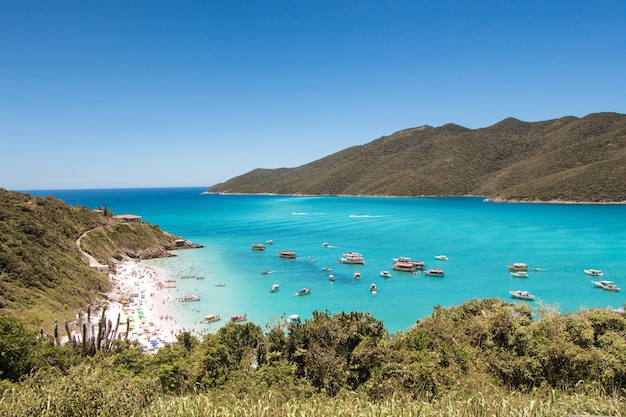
[295,288,311,296]
[329,274,335,281]
[266,239,274,244]
[354,272,361,279]
[508,263,528,272]
[584,269,603,277]
[279,250,296,259]
[203,314,221,323]
[286,314,300,324]
[509,290,535,300]
[511,271,529,278]
[261,270,272,275]
[340,251,365,264]
[370,283,377,293]
[251,243,266,251]
[434,255,448,261]
[425,268,445,277]
[179,294,200,302]
[322,242,329,247]
[322,266,332,271]
[380,270,392,278]
[591,280,621,291]
[231,313,247,322]
[214,283,226,287]
[270,284,280,292]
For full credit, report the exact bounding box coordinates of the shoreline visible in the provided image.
[102,259,206,351]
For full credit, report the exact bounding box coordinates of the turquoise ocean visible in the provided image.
[27,187,626,333]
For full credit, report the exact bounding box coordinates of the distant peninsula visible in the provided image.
[207,112,626,203]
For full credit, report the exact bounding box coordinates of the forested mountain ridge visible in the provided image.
[208,112,626,202]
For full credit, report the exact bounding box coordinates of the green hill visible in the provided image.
[208,112,626,202]
[0,189,191,331]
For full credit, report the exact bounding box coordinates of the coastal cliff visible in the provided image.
[208,112,626,203]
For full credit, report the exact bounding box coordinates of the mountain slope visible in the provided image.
[208,112,626,202]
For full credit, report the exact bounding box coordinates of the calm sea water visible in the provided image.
[26,187,626,333]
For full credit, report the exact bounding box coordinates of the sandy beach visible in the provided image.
[102,259,199,351]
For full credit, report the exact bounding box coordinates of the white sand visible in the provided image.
[99,259,188,351]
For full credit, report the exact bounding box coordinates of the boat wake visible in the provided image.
[349,214,384,218]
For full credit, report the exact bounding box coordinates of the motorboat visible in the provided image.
[434,255,448,261]
[509,290,535,300]
[203,314,221,323]
[391,261,416,272]
[393,257,426,270]
[322,266,332,271]
[279,250,296,259]
[251,243,266,251]
[179,293,200,302]
[231,313,247,322]
[286,314,300,324]
[508,263,528,272]
[584,269,603,277]
[270,284,280,292]
[354,272,361,279]
[591,280,621,291]
[341,251,365,264]
[266,239,274,244]
[370,283,377,293]
[425,268,445,277]
[322,242,329,247]
[380,270,392,278]
[511,271,529,278]
[329,274,335,281]
[295,288,311,296]
[261,270,272,275]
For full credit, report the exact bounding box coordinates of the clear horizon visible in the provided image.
[2,1,625,190]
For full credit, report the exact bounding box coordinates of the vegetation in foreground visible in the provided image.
[1,299,625,416]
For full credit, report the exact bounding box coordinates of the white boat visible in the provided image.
[584,269,603,277]
[270,284,280,292]
[380,270,392,278]
[322,242,329,247]
[341,251,364,264]
[295,287,311,296]
[353,272,361,279]
[322,266,332,271]
[179,293,200,302]
[203,314,221,323]
[509,290,535,300]
[329,274,335,281]
[251,243,266,251]
[266,239,274,244]
[434,255,448,260]
[370,283,377,293]
[286,314,300,324]
[511,271,529,278]
[591,280,621,291]
[425,268,444,277]
[508,263,528,272]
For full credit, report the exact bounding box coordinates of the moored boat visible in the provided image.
[179,293,200,302]
[511,271,529,278]
[434,255,448,260]
[354,272,361,279]
[279,250,296,259]
[266,239,274,244]
[322,266,332,271]
[329,274,335,281]
[270,284,280,292]
[591,280,621,291]
[286,314,300,324]
[584,269,603,277]
[509,290,535,300]
[425,268,445,277]
[231,313,247,322]
[341,251,365,264]
[508,263,528,272]
[203,314,221,323]
[370,283,377,293]
[391,261,416,272]
[251,243,266,251]
[380,270,392,278]
[295,287,311,296]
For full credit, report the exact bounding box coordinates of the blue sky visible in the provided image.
[2,0,625,190]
